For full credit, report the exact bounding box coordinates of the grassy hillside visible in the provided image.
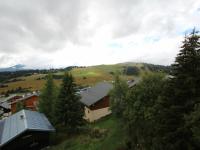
[0,62,169,94]
[49,116,126,150]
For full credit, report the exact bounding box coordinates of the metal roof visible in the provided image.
[0,102,11,110]
[0,109,55,147]
[0,94,17,103]
[80,82,113,106]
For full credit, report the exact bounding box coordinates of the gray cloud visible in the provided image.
[0,0,199,67]
[0,0,91,53]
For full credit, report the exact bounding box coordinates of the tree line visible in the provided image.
[110,29,200,150]
[0,66,85,83]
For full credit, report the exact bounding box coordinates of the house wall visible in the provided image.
[11,96,38,113]
[89,96,110,110]
[83,96,111,122]
[84,106,111,122]
[1,131,50,150]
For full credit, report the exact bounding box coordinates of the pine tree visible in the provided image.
[38,73,57,123]
[55,73,84,133]
[158,29,200,149]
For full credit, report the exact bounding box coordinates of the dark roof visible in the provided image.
[0,94,17,103]
[80,82,113,106]
[0,109,55,147]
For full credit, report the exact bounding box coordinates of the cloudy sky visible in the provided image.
[0,0,200,68]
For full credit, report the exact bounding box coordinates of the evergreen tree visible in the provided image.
[39,73,57,123]
[110,74,129,118]
[55,73,84,133]
[158,29,200,149]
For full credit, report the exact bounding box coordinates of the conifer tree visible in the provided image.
[39,73,57,123]
[55,73,84,133]
[158,29,200,149]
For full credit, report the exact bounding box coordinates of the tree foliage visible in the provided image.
[123,29,200,150]
[54,73,84,133]
[123,66,140,76]
[157,29,200,150]
[16,101,25,112]
[38,73,57,123]
[110,74,129,118]
[124,73,165,150]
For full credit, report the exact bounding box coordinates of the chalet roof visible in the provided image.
[80,82,113,106]
[0,94,17,103]
[0,109,55,147]
[0,102,10,110]
[11,93,39,104]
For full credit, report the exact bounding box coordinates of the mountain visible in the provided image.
[0,64,26,72]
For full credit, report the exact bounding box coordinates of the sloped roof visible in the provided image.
[80,82,113,106]
[0,94,17,103]
[0,109,55,147]
[0,102,10,110]
[11,93,39,104]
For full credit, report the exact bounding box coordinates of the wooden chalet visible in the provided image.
[80,82,113,122]
[0,109,55,150]
[11,93,39,113]
[0,95,22,117]
[80,79,140,122]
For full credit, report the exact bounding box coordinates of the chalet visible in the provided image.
[0,95,22,117]
[79,79,140,122]
[0,95,22,103]
[0,109,55,150]
[80,82,113,122]
[11,93,39,113]
[0,102,11,117]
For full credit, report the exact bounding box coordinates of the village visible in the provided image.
[0,0,199,149]
[0,77,139,150]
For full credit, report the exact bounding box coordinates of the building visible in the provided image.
[11,94,39,113]
[0,95,22,103]
[80,82,113,122]
[0,109,55,150]
[0,102,11,117]
[0,95,22,117]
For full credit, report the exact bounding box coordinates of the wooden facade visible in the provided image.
[11,95,39,113]
[0,110,55,150]
[1,131,51,150]
[84,96,111,122]
[89,96,110,110]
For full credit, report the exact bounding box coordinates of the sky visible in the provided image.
[0,0,200,69]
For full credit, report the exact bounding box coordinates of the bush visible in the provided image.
[89,127,108,139]
[123,66,140,76]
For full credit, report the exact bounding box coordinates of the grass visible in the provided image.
[0,63,142,93]
[49,116,126,150]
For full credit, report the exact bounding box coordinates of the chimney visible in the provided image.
[20,114,24,119]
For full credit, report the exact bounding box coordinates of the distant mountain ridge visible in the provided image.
[0,64,26,72]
